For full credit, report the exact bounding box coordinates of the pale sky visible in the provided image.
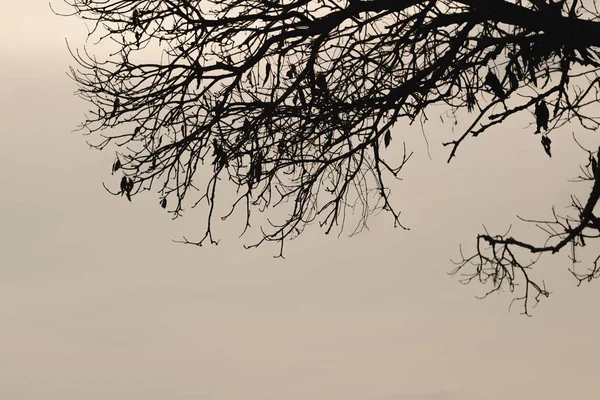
[2,2,600,399]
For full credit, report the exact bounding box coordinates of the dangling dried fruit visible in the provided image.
[120,176,128,195]
[119,176,134,201]
[528,62,537,86]
[253,160,262,182]
[541,135,552,158]
[212,139,228,170]
[132,9,140,28]
[384,129,392,148]
[110,97,120,119]
[286,65,296,79]
[466,89,476,113]
[506,66,518,92]
[194,60,203,89]
[485,70,506,99]
[127,178,134,200]
[513,60,523,80]
[323,134,332,150]
[297,88,306,106]
[160,198,167,209]
[315,72,327,93]
[535,100,549,133]
[278,140,286,155]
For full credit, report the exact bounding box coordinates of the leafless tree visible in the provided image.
[56,0,600,314]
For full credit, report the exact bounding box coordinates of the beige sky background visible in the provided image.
[2,1,600,399]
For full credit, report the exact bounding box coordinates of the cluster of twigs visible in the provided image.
[451,146,600,315]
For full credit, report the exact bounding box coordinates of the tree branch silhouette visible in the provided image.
[57,0,600,313]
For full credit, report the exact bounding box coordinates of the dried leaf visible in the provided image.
[112,158,121,174]
[263,63,271,85]
[484,71,505,99]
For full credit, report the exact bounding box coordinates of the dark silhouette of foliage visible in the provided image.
[56,0,600,314]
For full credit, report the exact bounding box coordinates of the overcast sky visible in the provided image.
[2,2,600,399]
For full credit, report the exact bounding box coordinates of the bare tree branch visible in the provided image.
[58,0,600,313]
